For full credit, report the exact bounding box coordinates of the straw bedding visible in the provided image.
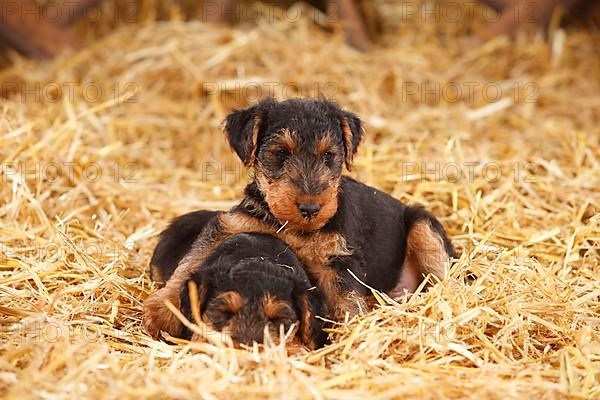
[0,1,599,398]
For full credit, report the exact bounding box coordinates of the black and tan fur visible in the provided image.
[179,231,328,348]
[143,98,455,340]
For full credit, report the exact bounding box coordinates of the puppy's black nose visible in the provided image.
[298,202,320,218]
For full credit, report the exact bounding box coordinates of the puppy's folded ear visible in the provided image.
[293,286,329,350]
[179,276,208,340]
[340,111,364,171]
[223,97,275,167]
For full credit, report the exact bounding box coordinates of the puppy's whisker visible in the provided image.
[276,220,289,233]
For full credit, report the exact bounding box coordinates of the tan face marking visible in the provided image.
[315,134,337,155]
[214,291,245,314]
[262,294,294,320]
[279,128,298,152]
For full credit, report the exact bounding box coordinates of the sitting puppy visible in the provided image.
[148,211,328,348]
[143,98,455,339]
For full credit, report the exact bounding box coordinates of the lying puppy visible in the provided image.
[143,98,455,339]
[148,211,328,348]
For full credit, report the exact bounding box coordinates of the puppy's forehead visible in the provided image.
[221,265,297,296]
[265,102,342,137]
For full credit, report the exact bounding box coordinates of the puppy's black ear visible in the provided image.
[223,98,275,167]
[340,111,364,171]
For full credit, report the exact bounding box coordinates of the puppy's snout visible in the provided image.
[232,329,265,346]
[298,202,321,218]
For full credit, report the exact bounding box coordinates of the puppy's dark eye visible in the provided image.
[205,291,244,328]
[222,311,234,321]
[276,149,289,163]
[323,151,334,165]
[204,308,235,330]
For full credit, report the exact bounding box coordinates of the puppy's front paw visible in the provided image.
[142,287,182,339]
[142,295,164,339]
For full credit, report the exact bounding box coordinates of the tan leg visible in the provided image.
[389,220,451,301]
[388,257,420,300]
